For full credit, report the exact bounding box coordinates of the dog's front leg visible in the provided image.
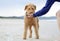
[29,26,32,38]
[23,24,28,40]
[34,24,39,39]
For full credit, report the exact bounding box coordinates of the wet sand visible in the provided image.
[0,19,60,41]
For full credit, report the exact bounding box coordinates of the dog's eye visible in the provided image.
[32,8,34,10]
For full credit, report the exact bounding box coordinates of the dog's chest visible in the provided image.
[27,18,35,22]
[26,18,36,25]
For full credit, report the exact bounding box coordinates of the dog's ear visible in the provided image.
[33,5,36,10]
[24,5,28,10]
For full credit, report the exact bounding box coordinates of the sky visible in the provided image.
[0,0,60,17]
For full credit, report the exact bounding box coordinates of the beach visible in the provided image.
[0,18,60,41]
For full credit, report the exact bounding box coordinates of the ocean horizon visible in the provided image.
[0,16,57,20]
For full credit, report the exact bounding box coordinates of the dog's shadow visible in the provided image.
[25,38,54,41]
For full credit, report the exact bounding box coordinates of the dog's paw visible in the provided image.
[23,37,26,40]
[36,37,39,39]
[29,36,32,38]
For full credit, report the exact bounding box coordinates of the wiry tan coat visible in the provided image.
[56,10,60,30]
[23,4,39,40]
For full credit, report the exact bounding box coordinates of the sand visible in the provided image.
[0,19,60,41]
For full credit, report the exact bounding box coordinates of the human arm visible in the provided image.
[33,0,55,17]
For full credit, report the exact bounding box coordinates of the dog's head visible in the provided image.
[24,3,36,15]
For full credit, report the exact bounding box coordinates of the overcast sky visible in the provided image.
[0,0,60,17]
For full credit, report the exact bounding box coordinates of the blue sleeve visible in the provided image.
[33,0,55,17]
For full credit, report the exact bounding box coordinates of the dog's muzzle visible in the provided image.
[25,12,33,18]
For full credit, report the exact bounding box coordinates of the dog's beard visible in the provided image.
[25,12,34,18]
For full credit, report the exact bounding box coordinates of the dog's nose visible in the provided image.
[30,12,33,14]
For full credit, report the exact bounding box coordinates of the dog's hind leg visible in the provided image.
[37,18,39,29]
